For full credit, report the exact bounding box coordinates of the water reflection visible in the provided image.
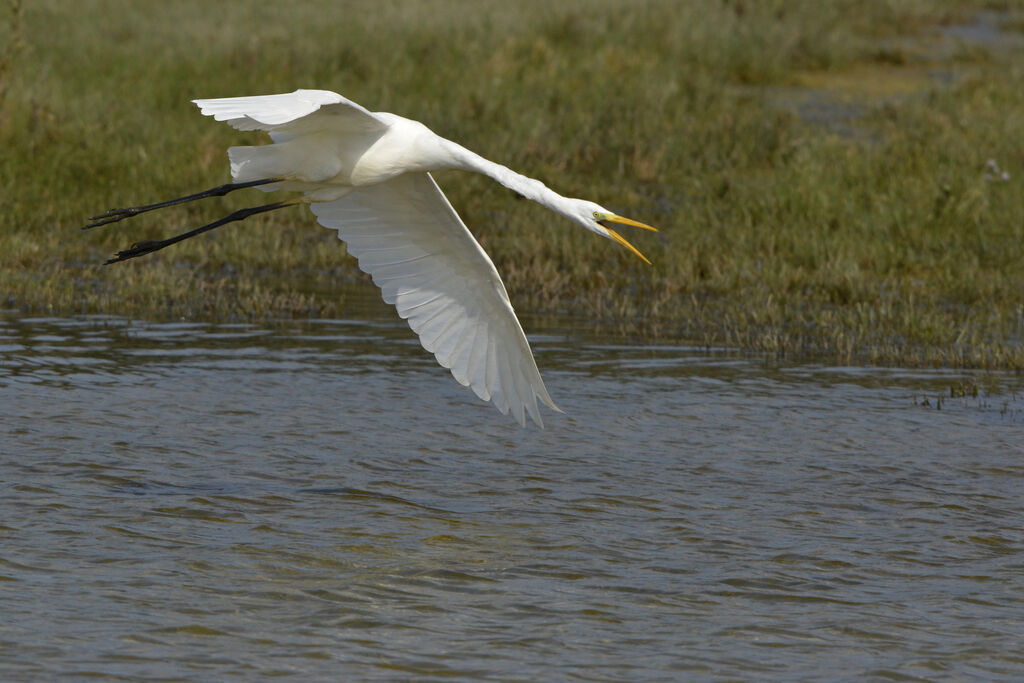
[1,314,1023,680]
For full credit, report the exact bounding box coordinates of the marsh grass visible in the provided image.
[3,0,1023,367]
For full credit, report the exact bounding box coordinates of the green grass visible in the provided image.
[2,0,1023,368]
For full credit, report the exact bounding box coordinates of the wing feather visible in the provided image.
[467,324,491,398]
[193,89,387,137]
[485,335,506,414]
[309,172,559,426]
[498,342,527,426]
[396,291,445,315]
[444,324,478,386]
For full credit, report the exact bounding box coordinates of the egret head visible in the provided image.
[569,200,658,264]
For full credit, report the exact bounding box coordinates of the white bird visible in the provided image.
[85,89,657,427]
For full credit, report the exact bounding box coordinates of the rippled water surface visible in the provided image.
[2,314,1023,680]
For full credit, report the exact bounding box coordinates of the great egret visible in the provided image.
[85,89,657,427]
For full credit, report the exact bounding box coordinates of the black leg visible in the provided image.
[83,177,283,230]
[104,200,296,265]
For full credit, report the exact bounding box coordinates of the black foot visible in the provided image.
[85,207,144,229]
[104,240,169,264]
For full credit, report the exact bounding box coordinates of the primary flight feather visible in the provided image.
[85,89,657,427]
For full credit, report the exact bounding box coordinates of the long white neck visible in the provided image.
[441,140,572,215]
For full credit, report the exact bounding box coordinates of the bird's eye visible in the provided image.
[592,211,600,219]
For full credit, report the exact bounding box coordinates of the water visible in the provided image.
[2,314,1023,681]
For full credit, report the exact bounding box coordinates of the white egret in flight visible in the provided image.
[85,89,657,427]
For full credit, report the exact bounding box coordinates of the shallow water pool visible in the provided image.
[2,315,1022,680]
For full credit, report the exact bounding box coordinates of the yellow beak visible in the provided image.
[598,214,658,265]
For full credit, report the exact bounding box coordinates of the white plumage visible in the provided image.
[309,172,554,427]
[94,89,657,427]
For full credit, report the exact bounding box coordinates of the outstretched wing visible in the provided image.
[193,89,387,137]
[310,173,560,427]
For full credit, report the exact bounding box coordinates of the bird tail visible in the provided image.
[228,145,284,186]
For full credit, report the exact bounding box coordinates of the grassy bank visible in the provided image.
[2,0,1023,368]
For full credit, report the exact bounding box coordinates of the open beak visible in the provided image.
[598,214,659,265]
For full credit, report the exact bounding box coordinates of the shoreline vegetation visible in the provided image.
[2,1,1023,369]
